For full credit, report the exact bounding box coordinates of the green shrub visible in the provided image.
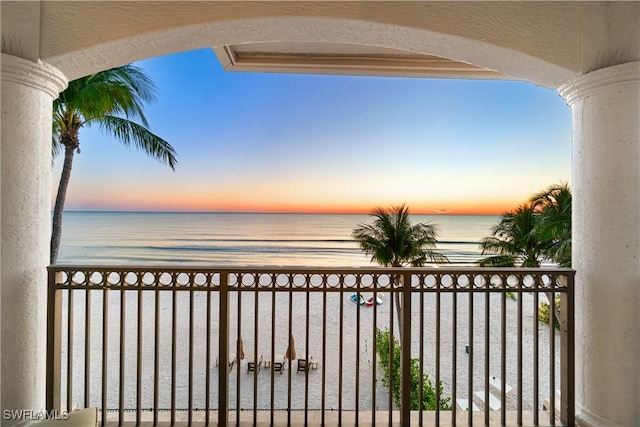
[538,296,561,330]
[375,328,451,410]
[490,281,517,300]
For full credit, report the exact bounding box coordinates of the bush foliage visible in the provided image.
[375,328,451,410]
[538,295,561,330]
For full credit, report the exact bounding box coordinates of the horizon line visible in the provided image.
[61,209,503,216]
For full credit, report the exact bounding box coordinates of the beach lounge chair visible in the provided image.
[309,357,319,370]
[247,355,263,373]
[271,357,285,374]
[297,358,308,372]
[456,398,479,411]
[474,390,502,411]
[297,356,319,372]
[216,353,237,372]
[489,375,513,394]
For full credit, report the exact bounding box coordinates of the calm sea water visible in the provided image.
[58,212,500,266]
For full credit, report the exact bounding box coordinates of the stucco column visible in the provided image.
[1,54,67,419]
[559,61,640,427]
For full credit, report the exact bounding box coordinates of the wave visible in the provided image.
[84,243,481,253]
[133,238,482,245]
[77,244,358,254]
[69,241,484,259]
[163,238,355,243]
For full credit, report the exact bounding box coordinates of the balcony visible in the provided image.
[46,266,574,426]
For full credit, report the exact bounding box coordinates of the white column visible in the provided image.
[1,54,67,417]
[559,61,640,427]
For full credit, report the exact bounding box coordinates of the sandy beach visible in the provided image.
[62,289,558,414]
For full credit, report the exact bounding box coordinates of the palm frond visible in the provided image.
[477,255,516,267]
[352,204,448,267]
[56,65,158,129]
[530,183,572,266]
[99,116,177,170]
[478,184,571,268]
[480,236,522,256]
[52,135,63,159]
[478,203,545,267]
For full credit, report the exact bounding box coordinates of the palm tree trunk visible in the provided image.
[50,146,75,264]
[393,273,403,341]
[545,291,561,328]
[394,291,402,337]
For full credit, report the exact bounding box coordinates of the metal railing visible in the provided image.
[46,266,574,426]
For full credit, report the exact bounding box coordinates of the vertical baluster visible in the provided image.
[339,274,344,427]
[560,274,575,426]
[305,276,310,426]
[101,287,108,427]
[452,278,457,427]
[153,287,159,426]
[236,283,242,427]
[388,274,394,427]
[136,286,142,426]
[205,276,212,426]
[501,274,507,427]
[468,276,473,427]
[219,272,229,427]
[436,277,441,425]
[287,282,293,426]
[534,277,540,426]
[484,275,490,427]
[355,281,361,426]
[518,275,524,426]
[253,276,259,426]
[269,274,276,427]
[46,270,63,412]
[401,272,412,426]
[549,279,556,426]
[322,275,327,427]
[119,288,125,426]
[171,285,177,426]
[67,288,74,413]
[189,280,194,426]
[371,280,377,427]
[85,288,91,409]
[419,277,424,426]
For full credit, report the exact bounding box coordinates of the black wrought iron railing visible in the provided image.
[46,266,574,426]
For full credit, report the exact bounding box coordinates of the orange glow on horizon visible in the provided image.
[66,178,534,216]
[69,193,517,215]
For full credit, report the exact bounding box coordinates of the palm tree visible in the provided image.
[479,197,567,326]
[478,203,547,267]
[50,65,177,264]
[531,183,571,267]
[352,205,448,335]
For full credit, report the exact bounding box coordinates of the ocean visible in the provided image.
[57,212,501,266]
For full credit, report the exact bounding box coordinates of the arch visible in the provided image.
[47,17,573,88]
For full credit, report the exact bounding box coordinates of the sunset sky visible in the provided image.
[53,48,571,215]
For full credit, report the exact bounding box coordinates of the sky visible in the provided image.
[53,48,571,215]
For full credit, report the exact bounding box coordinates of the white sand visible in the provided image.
[61,289,561,415]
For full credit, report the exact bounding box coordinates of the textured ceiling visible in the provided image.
[2,1,638,87]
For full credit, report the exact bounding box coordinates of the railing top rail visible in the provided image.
[48,264,574,293]
[48,264,575,275]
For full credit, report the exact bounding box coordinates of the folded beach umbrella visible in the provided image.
[237,337,245,360]
[285,334,297,360]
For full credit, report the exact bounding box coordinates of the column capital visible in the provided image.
[1,54,68,99]
[558,61,640,106]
